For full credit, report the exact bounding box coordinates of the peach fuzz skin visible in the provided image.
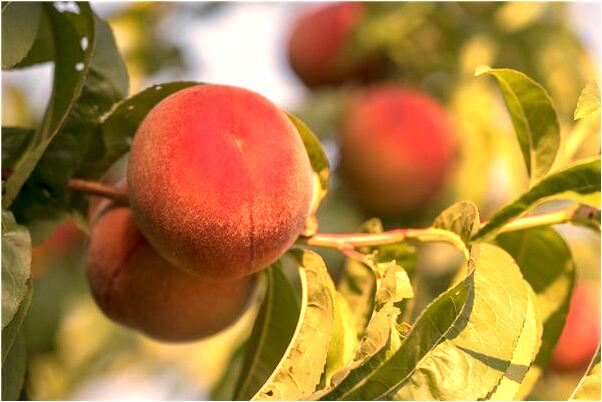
[127,84,313,280]
[86,198,256,342]
[287,2,368,88]
[340,85,457,216]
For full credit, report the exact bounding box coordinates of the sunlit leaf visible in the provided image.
[496,227,575,399]
[318,261,411,399]
[322,292,358,387]
[234,263,299,400]
[3,3,95,208]
[286,113,330,224]
[1,331,26,400]
[251,249,335,400]
[574,81,601,120]
[326,244,531,400]
[337,258,376,337]
[475,66,560,182]
[432,201,480,247]
[474,157,601,241]
[1,2,41,69]
[570,347,601,401]
[487,288,542,400]
[1,210,31,329]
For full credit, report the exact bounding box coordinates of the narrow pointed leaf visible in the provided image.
[475,66,560,181]
[251,249,336,400]
[569,347,601,401]
[234,263,299,400]
[474,157,601,241]
[574,81,601,120]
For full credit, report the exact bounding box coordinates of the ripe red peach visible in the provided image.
[340,85,457,216]
[287,2,372,87]
[550,281,600,372]
[86,198,256,342]
[127,84,313,280]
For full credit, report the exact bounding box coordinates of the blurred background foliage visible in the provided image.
[2,2,599,400]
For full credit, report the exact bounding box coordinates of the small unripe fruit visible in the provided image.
[550,282,600,372]
[287,2,370,88]
[86,199,255,342]
[128,85,313,280]
[340,85,457,216]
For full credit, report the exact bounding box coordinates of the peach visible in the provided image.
[287,2,372,88]
[550,281,600,372]
[340,85,457,216]
[86,198,255,342]
[127,85,313,280]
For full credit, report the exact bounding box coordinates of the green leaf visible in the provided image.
[9,10,129,235]
[1,331,27,400]
[327,244,531,400]
[322,292,358,388]
[2,210,31,329]
[2,284,32,363]
[286,113,331,217]
[1,2,41,69]
[487,287,542,400]
[574,81,601,120]
[2,127,33,169]
[251,249,336,400]
[3,3,95,208]
[81,81,199,179]
[234,263,300,401]
[8,11,126,240]
[496,227,575,399]
[475,66,560,182]
[432,201,480,247]
[14,7,54,68]
[570,347,601,401]
[474,157,601,241]
[211,341,249,401]
[318,262,411,398]
[337,258,376,337]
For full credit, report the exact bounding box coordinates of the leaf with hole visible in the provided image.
[3,3,95,208]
